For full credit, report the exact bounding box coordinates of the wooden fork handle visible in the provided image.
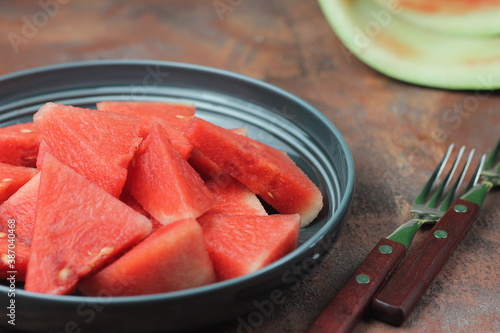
[371,199,481,326]
[307,238,406,333]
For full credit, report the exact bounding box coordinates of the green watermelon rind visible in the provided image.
[371,0,500,37]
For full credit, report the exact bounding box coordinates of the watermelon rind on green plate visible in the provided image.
[318,0,500,90]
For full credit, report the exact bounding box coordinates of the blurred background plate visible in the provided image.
[0,60,354,333]
[318,0,500,90]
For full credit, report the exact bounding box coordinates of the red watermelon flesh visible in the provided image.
[199,174,267,221]
[0,163,37,204]
[188,147,224,180]
[25,154,152,295]
[391,0,494,14]
[120,189,163,232]
[33,102,145,197]
[0,122,41,167]
[0,235,30,281]
[127,123,216,226]
[79,218,216,296]
[0,172,40,245]
[184,117,323,227]
[149,218,165,232]
[199,214,300,280]
[120,188,150,218]
[35,139,49,169]
[97,101,195,159]
[188,127,249,180]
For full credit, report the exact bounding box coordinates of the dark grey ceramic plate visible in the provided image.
[0,60,354,333]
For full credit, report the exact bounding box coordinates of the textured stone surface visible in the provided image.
[1,1,499,332]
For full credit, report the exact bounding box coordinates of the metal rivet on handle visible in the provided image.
[454,204,468,213]
[378,245,393,254]
[356,274,370,284]
[434,230,448,239]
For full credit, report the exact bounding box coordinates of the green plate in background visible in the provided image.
[318,0,500,90]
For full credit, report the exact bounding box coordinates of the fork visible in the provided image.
[477,137,500,188]
[371,138,499,325]
[307,144,485,333]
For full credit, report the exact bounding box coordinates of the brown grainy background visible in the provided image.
[1,1,499,332]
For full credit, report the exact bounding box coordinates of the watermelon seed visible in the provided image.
[1,178,13,183]
[24,156,37,161]
[58,268,72,281]
[20,128,33,133]
[99,247,114,256]
[267,192,274,199]
[0,232,6,238]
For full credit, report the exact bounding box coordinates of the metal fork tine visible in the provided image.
[438,149,475,213]
[426,146,465,209]
[371,144,492,328]
[414,144,454,205]
[444,146,466,190]
[464,153,487,192]
[454,149,475,193]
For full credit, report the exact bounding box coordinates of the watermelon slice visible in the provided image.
[79,218,216,296]
[35,139,49,169]
[188,127,249,180]
[0,234,30,281]
[190,138,268,223]
[25,154,152,295]
[0,173,40,245]
[199,174,268,220]
[184,117,323,227]
[120,188,150,218]
[127,123,216,225]
[0,162,37,204]
[199,214,300,280]
[97,101,195,159]
[0,122,41,167]
[33,102,145,197]
[188,147,224,180]
[120,189,164,232]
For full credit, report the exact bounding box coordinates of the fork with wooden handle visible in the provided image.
[307,145,485,333]
[371,138,500,326]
